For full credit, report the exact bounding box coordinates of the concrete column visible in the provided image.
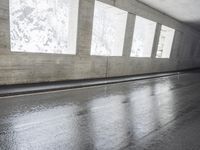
[170,31,183,59]
[151,23,161,58]
[76,0,95,56]
[190,38,199,58]
[123,13,136,57]
[0,0,10,54]
[193,40,200,58]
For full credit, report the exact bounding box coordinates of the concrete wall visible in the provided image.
[0,0,200,85]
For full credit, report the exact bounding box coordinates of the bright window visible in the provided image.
[131,16,156,57]
[156,25,175,58]
[10,0,79,54]
[91,1,128,56]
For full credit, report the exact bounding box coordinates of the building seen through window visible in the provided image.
[91,1,128,56]
[131,16,156,57]
[156,25,175,58]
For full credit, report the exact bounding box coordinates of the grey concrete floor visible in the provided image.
[1,72,200,150]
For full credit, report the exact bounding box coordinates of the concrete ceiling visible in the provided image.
[137,0,200,31]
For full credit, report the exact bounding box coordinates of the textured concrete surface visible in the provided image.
[0,0,200,85]
[1,71,200,149]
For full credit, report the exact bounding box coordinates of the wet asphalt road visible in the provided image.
[1,72,200,150]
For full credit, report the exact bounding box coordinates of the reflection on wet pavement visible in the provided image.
[1,72,200,149]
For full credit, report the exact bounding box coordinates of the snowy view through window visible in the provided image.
[91,1,128,56]
[156,25,175,58]
[131,16,156,57]
[10,0,79,54]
